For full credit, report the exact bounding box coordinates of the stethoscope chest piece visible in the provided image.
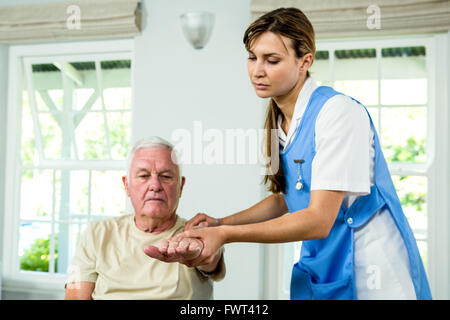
[294,159,305,191]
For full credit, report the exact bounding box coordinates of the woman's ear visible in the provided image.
[299,53,313,73]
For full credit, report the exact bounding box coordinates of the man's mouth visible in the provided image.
[145,198,164,202]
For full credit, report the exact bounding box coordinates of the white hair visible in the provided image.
[126,136,182,181]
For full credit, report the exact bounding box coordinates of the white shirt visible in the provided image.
[279,77,416,299]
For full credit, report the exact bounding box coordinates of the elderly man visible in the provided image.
[64,137,225,300]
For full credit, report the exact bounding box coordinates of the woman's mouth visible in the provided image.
[254,83,269,90]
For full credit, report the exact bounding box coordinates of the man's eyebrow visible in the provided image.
[136,168,174,174]
[158,169,175,175]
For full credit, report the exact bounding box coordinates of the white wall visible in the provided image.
[133,0,265,299]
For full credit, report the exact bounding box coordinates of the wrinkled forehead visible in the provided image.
[131,146,179,172]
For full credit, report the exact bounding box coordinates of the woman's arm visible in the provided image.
[182,190,345,267]
[184,193,288,230]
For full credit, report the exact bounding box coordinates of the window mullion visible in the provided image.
[88,170,92,222]
[376,47,382,138]
[61,63,79,160]
[23,59,45,163]
[95,61,112,159]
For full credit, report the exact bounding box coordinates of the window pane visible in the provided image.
[31,63,63,112]
[104,88,132,110]
[69,61,102,111]
[91,170,126,218]
[381,107,426,163]
[334,80,378,106]
[366,107,379,133]
[334,48,378,106]
[20,169,54,221]
[73,88,96,111]
[19,222,52,273]
[68,170,90,219]
[54,170,90,222]
[310,50,331,86]
[39,113,63,159]
[100,60,131,103]
[75,112,108,160]
[56,223,88,275]
[381,46,427,105]
[392,175,427,269]
[108,112,131,160]
[381,79,427,105]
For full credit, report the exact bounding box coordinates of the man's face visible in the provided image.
[123,147,185,220]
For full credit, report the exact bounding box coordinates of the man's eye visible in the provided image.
[161,175,172,179]
[248,56,256,61]
[138,174,150,178]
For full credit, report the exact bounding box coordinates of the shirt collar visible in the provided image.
[277,77,318,143]
[292,76,318,121]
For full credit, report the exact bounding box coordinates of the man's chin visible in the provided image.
[139,206,170,218]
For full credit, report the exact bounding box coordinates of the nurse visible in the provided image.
[166,7,432,300]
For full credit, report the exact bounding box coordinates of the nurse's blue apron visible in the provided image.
[280,86,432,300]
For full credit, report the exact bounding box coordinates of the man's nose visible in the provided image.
[147,175,163,192]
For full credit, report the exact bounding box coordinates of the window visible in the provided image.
[278,35,446,299]
[3,40,133,289]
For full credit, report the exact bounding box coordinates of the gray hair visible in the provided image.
[126,136,182,181]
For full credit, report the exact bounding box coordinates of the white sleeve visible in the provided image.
[310,94,371,196]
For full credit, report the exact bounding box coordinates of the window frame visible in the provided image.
[2,39,135,292]
[268,34,449,300]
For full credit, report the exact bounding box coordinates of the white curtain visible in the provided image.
[0,0,141,43]
[250,0,450,38]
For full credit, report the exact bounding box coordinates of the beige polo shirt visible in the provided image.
[65,214,225,300]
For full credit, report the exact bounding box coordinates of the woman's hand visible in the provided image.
[184,212,219,230]
[180,226,227,267]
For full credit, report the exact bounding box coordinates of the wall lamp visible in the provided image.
[180,11,215,50]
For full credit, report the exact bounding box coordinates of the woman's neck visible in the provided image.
[274,76,307,122]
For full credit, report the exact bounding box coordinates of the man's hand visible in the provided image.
[143,236,203,264]
[184,213,219,231]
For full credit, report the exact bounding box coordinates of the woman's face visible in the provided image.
[247,31,304,99]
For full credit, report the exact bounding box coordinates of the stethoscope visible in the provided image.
[294,159,304,190]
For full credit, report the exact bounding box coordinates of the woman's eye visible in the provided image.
[248,56,256,61]
[268,60,280,65]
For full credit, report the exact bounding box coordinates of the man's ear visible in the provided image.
[179,176,186,197]
[122,176,130,197]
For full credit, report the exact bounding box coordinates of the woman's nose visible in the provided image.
[253,61,265,78]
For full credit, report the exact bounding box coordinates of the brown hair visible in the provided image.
[243,7,316,194]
